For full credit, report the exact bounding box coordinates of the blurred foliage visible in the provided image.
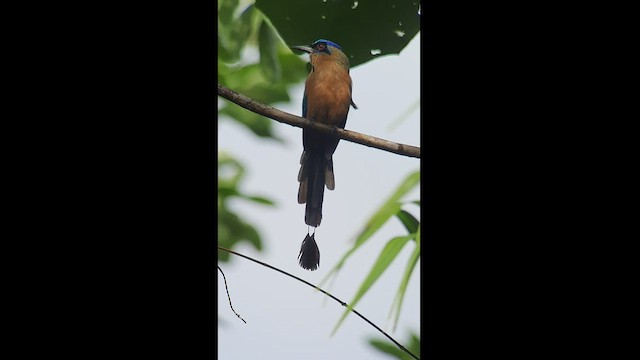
[218,0,309,259]
[321,170,421,335]
[218,152,275,262]
[255,0,420,68]
[369,331,420,360]
[218,0,309,141]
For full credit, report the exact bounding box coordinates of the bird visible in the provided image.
[291,39,357,271]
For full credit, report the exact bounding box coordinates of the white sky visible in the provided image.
[218,33,420,360]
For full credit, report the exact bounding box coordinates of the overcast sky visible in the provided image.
[218,33,420,360]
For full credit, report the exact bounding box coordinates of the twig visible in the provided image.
[217,245,420,360]
[217,83,421,159]
[217,265,246,324]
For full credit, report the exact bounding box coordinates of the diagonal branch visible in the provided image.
[217,83,420,158]
[217,245,420,360]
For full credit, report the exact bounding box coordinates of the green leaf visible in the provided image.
[242,195,276,206]
[386,171,420,203]
[320,201,401,288]
[258,20,281,82]
[369,331,421,360]
[255,0,420,68]
[395,209,419,234]
[218,4,256,63]
[219,101,285,142]
[408,332,421,358]
[356,201,403,250]
[369,339,409,360]
[217,152,273,262]
[218,0,239,26]
[218,209,263,253]
[331,235,413,335]
[219,63,293,104]
[388,224,420,331]
[320,172,419,294]
[217,187,240,198]
[320,170,420,287]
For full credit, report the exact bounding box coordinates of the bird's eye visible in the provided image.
[316,43,325,50]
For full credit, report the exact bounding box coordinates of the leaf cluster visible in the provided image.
[218,0,308,260]
[218,0,309,141]
[369,331,421,360]
[218,152,275,262]
[320,171,421,334]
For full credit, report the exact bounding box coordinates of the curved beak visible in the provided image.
[291,45,314,54]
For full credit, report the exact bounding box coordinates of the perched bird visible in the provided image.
[291,39,357,271]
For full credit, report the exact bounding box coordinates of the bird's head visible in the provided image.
[291,39,342,55]
[292,39,349,69]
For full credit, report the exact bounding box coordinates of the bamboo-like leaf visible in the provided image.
[395,209,419,234]
[356,172,419,246]
[320,171,420,287]
[369,331,421,360]
[386,171,420,204]
[319,201,402,287]
[357,202,403,248]
[369,338,408,359]
[331,235,413,335]
[388,224,420,331]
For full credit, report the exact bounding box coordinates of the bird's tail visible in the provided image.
[297,151,334,227]
[297,150,334,271]
[298,232,320,271]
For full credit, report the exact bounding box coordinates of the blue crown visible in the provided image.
[312,39,342,50]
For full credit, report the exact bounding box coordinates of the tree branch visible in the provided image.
[217,83,421,159]
[218,246,420,360]
[217,266,246,324]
